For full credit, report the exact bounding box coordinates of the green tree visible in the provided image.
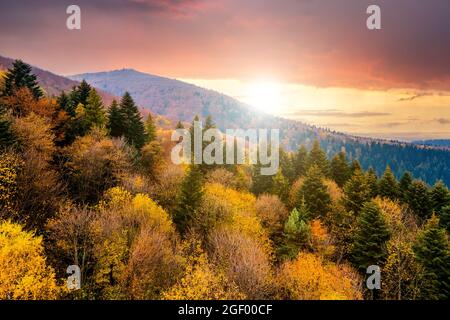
[306,140,330,176]
[408,180,432,220]
[430,180,450,216]
[70,80,91,107]
[331,151,351,187]
[85,89,106,129]
[145,113,157,142]
[281,204,311,259]
[399,171,413,203]
[297,165,331,218]
[413,215,450,299]
[119,92,147,149]
[271,170,289,203]
[365,167,378,198]
[2,60,43,99]
[293,145,308,178]
[107,100,123,138]
[350,159,362,175]
[351,201,390,271]
[0,116,15,148]
[378,166,399,200]
[342,169,371,215]
[173,165,204,234]
[440,206,450,232]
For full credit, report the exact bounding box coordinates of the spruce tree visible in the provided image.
[107,100,123,138]
[119,92,147,149]
[399,171,413,203]
[331,151,351,187]
[71,80,92,107]
[279,147,295,183]
[366,167,379,198]
[350,159,362,175]
[293,145,308,178]
[351,201,391,271]
[297,165,331,218]
[252,161,274,196]
[413,215,450,299]
[57,91,75,117]
[271,170,289,203]
[440,206,450,232]
[85,89,106,129]
[145,113,157,142]
[306,140,330,176]
[408,180,432,220]
[343,169,371,215]
[2,60,43,99]
[378,166,399,200]
[430,180,450,216]
[282,202,311,258]
[173,164,204,234]
[0,117,15,148]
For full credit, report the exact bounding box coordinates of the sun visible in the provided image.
[245,81,283,113]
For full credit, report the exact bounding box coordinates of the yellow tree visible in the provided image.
[0,220,60,299]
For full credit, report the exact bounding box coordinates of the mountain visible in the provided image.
[0,55,115,104]
[412,139,450,150]
[70,69,450,186]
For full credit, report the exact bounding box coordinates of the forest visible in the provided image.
[1,60,450,300]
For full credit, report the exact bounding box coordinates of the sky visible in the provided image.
[1,0,449,140]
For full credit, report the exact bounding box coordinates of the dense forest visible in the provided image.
[1,60,450,300]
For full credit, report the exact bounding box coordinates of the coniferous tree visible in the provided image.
[282,202,311,258]
[378,166,399,200]
[350,159,362,175]
[2,60,43,99]
[306,140,330,176]
[271,170,289,203]
[0,117,15,148]
[430,181,450,216]
[293,145,308,178]
[119,92,147,149]
[399,171,413,203]
[173,164,204,234]
[408,180,432,220]
[145,113,157,142]
[57,91,75,117]
[175,121,184,129]
[366,167,379,198]
[440,206,450,232]
[297,165,331,218]
[351,201,390,271]
[413,215,450,299]
[252,162,274,196]
[331,151,351,187]
[71,80,92,107]
[107,100,123,138]
[84,89,106,129]
[279,147,295,183]
[342,169,371,215]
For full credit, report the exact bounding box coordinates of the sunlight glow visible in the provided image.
[245,81,283,113]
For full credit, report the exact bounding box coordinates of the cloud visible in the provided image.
[435,118,450,124]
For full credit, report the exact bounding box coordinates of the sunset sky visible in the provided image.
[1,0,449,140]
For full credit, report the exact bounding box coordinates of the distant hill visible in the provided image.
[0,55,115,104]
[412,139,450,150]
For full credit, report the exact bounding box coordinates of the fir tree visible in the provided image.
[413,215,450,299]
[282,203,311,259]
[145,113,157,142]
[306,140,330,176]
[350,159,362,175]
[2,60,43,99]
[71,80,92,107]
[279,147,295,183]
[378,166,399,200]
[297,165,331,218]
[119,92,147,149]
[251,162,274,196]
[430,180,450,216]
[84,89,106,129]
[351,201,390,271]
[293,145,308,178]
[57,91,75,117]
[408,180,432,220]
[331,151,351,187]
[343,169,371,215]
[399,171,413,203]
[173,165,204,234]
[0,117,15,148]
[366,167,379,198]
[107,100,123,138]
[271,170,289,203]
[440,206,450,232]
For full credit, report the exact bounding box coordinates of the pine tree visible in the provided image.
[430,180,450,216]
[56,91,75,117]
[366,167,378,198]
[440,206,450,232]
[173,165,204,234]
[71,80,92,107]
[297,165,331,218]
[331,151,351,187]
[85,89,106,129]
[343,169,371,215]
[306,140,330,176]
[413,215,450,299]
[378,166,399,200]
[0,117,15,148]
[282,203,311,258]
[119,92,147,149]
[252,161,274,196]
[408,180,432,220]
[293,145,308,178]
[145,113,157,142]
[107,100,123,138]
[2,60,43,99]
[399,171,413,203]
[350,159,362,175]
[271,170,289,203]
[351,201,390,271]
[279,147,295,183]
